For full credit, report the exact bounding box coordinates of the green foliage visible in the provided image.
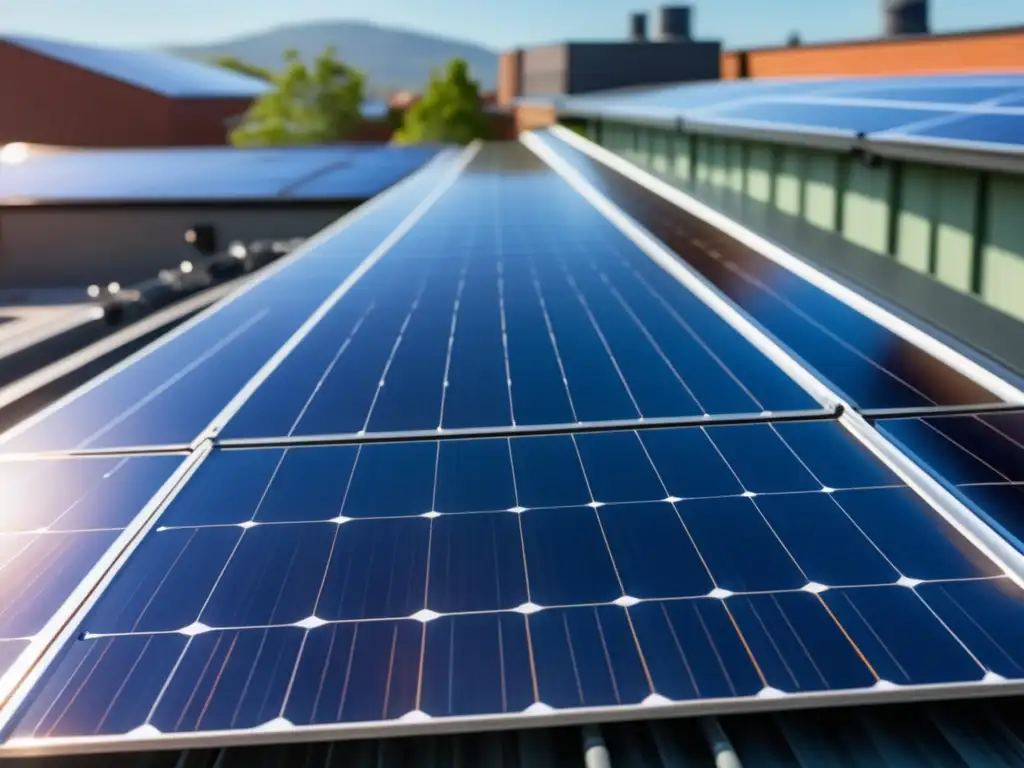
[213,55,271,81]
[395,58,489,145]
[229,47,366,148]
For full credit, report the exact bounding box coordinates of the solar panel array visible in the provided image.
[1,139,1024,755]
[0,145,440,204]
[560,73,1024,151]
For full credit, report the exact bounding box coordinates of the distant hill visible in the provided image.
[165,21,498,96]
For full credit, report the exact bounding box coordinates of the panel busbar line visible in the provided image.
[0,147,469,457]
[220,144,817,441]
[531,127,1022,412]
[5,421,1024,754]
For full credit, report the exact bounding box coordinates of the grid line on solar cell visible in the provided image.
[9,416,1024,743]
[530,128,1011,411]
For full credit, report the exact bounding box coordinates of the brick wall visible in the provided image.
[722,28,1024,79]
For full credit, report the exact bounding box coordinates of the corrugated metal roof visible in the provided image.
[1,35,270,99]
[10,698,1024,767]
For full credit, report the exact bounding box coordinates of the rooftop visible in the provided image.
[1,35,271,99]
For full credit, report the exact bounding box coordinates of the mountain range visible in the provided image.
[166,21,499,96]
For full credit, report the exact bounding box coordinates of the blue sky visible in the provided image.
[3,0,1022,50]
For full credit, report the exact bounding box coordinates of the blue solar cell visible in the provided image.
[509,435,592,508]
[427,513,528,612]
[628,598,764,700]
[0,454,181,640]
[521,506,622,605]
[533,129,1002,410]
[435,438,517,513]
[573,431,665,503]
[726,592,879,692]
[344,442,437,518]
[315,518,430,621]
[420,613,535,717]
[822,587,985,685]
[4,35,268,99]
[709,424,820,494]
[772,421,902,490]
[878,411,1024,551]
[906,113,1024,147]
[0,150,461,454]
[637,427,743,498]
[917,579,1024,679]
[755,493,900,586]
[678,496,807,592]
[531,605,651,708]
[598,502,714,598]
[833,488,1002,581]
[700,101,939,135]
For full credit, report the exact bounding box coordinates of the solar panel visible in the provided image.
[5,417,1022,744]
[891,114,1024,148]
[1,141,1023,755]
[560,74,1024,148]
[0,149,465,456]
[0,453,185,698]
[0,146,440,203]
[220,158,817,441]
[877,411,1024,550]
[3,35,269,99]
[529,129,1009,410]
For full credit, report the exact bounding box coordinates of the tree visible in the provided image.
[213,55,271,81]
[395,58,489,145]
[229,47,366,147]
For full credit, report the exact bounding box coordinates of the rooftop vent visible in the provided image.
[657,6,692,41]
[883,0,929,36]
[629,12,648,42]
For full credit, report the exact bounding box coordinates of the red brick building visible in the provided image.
[0,35,268,148]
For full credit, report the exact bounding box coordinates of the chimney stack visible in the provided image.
[657,6,692,41]
[629,12,648,42]
[883,0,929,36]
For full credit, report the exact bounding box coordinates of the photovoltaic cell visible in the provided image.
[7,414,1019,744]
[0,149,464,455]
[877,411,1024,551]
[221,148,816,440]
[530,129,1004,410]
[0,453,182,645]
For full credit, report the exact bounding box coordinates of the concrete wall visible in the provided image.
[0,205,351,288]
[587,118,1024,325]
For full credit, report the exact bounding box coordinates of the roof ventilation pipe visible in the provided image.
[629,12,648,42]
[883,0,929,36]
[657,6,693,41]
